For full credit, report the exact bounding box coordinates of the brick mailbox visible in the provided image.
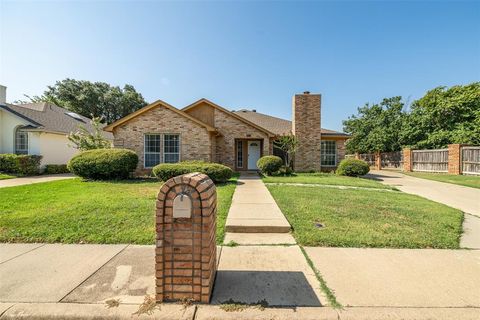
[155,172,217,303]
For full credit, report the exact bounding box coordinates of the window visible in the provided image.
[144,134,161,168]
[15,127,28,155]
[144,134,181,167]
[236,140,243,168]
[321,140,336,166]
[163,134,180,163]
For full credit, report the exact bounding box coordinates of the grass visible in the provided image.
[0,173,16,180]
[262,172,392,189]
[403,172,480,189]
[267,185,463,249]
[0,176,237,245]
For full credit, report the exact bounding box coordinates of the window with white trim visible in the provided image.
[163,134,180,163]
[144,134,181,168]
[15,127,28,155]
[144,134,161,168]
[321,140,336,166]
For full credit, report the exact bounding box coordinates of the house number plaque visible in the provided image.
[173,193,192,218]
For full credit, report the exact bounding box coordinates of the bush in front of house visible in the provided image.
[44,164,70,174]
[336,158,370,177]
[257,155,283,175]
[68,148,138,180]
[152,161,233,183]
[0,154,42,175]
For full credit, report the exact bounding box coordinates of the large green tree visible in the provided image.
[23,79,148,124]
[401,83,480,149]
[343,96,405,153]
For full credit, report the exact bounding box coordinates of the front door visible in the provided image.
[247,141,261,170]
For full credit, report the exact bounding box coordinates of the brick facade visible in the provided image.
[155,173,217,303]
[112,105,212,173]
[448,144,462,175]
[292,93,322,171]
[213,108,270,169]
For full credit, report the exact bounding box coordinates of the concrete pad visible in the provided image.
[0,303,195,320]
[212,246,325,307]
[224,232,296,245]
[305,247,480,307]
[195,306,339,320]
[461,213,480,249]
[338,307,480,320]
[0,244,127,302]
[63,245,154,304]
[0,303,14,316]
[0,243,44,264]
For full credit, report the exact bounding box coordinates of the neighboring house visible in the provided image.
[0,85,113,168]
[104,91,349,173]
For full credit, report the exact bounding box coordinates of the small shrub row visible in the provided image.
[257,156,283,175]
[68,148,138,180]
[0,154,42,175]
[45,164,70,174]
[152,161,233,183]
[336,158,370,177]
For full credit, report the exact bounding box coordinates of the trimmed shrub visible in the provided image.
[44,164,70,174]
[0,154,42,175]
[336,158,370,177]
[152,161,233,183]
[0,154,20,173]
[257,156,283,175]
[68,148,138,180]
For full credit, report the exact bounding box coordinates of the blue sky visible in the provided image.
[1,1,479,131]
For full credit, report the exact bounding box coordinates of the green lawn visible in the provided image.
[262,172,392,189]
[267,185,463,248]
[0,173,16,180]
[403,172,480,189]
[0,177,237,245]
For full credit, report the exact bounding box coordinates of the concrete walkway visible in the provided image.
[1,244,479,319]
[225,172,291,233]
[367,170,480,249]
[0,173,74,188]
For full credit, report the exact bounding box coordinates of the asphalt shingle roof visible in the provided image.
[233,109,349,137]
[1,102,113,139]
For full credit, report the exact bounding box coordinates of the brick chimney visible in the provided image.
[292,92,322,171]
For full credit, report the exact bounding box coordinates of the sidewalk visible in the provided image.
[367,170,480,249]
[0,173,74,188]
[1,244,479,319]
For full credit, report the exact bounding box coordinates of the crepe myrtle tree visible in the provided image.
[68,116,111,151]
[274,134,298,169]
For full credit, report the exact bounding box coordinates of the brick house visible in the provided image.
[103,91,349,173]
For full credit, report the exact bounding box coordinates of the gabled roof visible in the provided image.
[233,109,350,137]
[0,102,113,139]
[103,99,216,133]
[182,99,276,137]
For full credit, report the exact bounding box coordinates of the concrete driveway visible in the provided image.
[366,170,479,216]
[0,174,75,188]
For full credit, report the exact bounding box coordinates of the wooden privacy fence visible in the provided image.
[381,151,403,170]
[412,149,448,172]
[462,146,480,175]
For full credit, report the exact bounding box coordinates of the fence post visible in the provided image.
[448,144,462,175]
[354,152,360,160]
[403,148,412,172]
[375,151,381,170]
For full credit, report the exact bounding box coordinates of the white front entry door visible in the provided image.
[247,141,261,170]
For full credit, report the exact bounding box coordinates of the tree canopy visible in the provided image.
[22,79,148,124]
[343,83,480,153]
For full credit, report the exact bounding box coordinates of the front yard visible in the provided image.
[0,177,237,245]
[262,172,393,189]
[403,172,480,189]
[267,185,463,249]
